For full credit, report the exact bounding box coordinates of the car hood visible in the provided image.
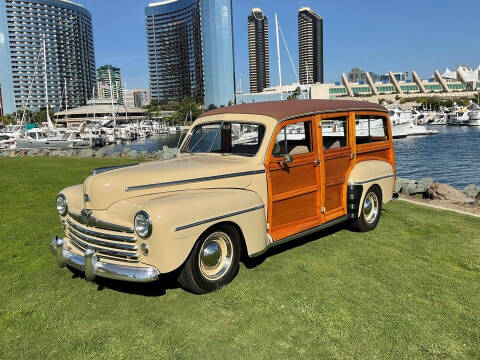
[83,155,263,210]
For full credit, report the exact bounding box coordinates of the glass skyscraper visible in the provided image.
[298,7,324,85]
[201,0,235,108]
[0,0,95,114]
[145,0,204,104]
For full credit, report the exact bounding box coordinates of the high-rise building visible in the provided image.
[0,0,95,114]
[248,8,270,93]
[97,65,123,104]
[123,89,151,108]
[0,83,4,117]
[298,7,323,85]
[201,0,235,107]
[145,0,204,103]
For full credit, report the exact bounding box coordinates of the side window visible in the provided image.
[272,121,312,157]
[355,115,389,145]
[321,117,348,150]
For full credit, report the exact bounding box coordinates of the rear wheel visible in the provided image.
[351,185,382,232]
[178,224,241,294]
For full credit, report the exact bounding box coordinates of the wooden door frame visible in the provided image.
[352,111,396,170]
[318,111,356,221]
[265,116,322,240]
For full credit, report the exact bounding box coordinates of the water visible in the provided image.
[106,133,183,153]
[115,127,480,189]
[394,126,480,189]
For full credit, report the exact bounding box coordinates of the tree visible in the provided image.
[169,97,203,124]
[207,104,217,110]
[287,87,302,100]
[32,109,55,124]
[0,112,16,125]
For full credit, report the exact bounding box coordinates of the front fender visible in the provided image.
[137,189,268,274]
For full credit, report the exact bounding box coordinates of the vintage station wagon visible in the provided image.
[51,100,396,294]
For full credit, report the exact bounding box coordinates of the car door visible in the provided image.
[319,112,354,221]
[266,117,322,241]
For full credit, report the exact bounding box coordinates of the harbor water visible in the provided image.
[109,126,480,189]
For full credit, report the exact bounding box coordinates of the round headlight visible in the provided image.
[56,194,67,216]
[135,211,152,238]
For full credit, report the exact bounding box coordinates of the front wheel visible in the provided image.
[177,224,241,294]
[351,185,382,232]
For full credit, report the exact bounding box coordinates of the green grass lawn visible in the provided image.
[1,157,479,359]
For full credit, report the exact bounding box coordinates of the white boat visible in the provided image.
[16,128,90,149]
[0,133,17,150]
[468,109,480,126]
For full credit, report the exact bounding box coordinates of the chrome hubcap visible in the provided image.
[199,232,233,280]
[363,192,379,224]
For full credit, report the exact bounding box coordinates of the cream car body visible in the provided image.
[51,100,396,290]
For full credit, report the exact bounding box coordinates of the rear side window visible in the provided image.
[321,117,348,150]
[272,121,312,157]
[355,115,389,144]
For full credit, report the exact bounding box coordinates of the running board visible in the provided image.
[252,215,349,257]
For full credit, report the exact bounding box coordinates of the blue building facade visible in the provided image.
[145,0,204,103]
[201,0,235,108]
[0,0,95,115]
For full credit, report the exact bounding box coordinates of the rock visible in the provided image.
[50,150,61,157]
[0,150,9,157]
[417,178,434,191]
[126,149,138,159]
[57,151,68,157]
[38,149,48,157]
[402,181,421,195]
[462,184,480,199]
[395,177,411,193]
[426,182,473,203]
[109,152,121,158]
[95,148,108,157]
[78,149,95,157]
[139,151,148,159]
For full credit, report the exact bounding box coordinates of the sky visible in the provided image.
[79,0,480,91]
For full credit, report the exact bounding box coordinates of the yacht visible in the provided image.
[0,133,17,150]
[449,107,470,125]
[16,128,90,149]
[468,109,480,126]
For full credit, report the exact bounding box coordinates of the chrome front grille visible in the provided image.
[65,213,139,263]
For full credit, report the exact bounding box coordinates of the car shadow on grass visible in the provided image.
[65,221,353,296]
[67,265,180,297]
[243,222,348,269]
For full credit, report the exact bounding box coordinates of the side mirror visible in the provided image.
[283,154,293,164]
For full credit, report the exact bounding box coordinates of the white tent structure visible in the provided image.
[442,66,480,82]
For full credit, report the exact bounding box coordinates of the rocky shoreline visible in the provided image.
[0,146,178,160]
[396,177,480,213]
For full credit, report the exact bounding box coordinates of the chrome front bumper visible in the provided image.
[50,237,160,283]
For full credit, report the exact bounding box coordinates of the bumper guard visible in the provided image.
[50,236,160,283]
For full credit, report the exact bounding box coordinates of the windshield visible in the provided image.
[181,122,266,156]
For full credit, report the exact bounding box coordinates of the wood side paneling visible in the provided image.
[271,191,317,227]
[270,162,317,196]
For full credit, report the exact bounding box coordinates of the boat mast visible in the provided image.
[92,86,96,121]
[107,69,116,127]
[42,34,55,131]
[275,13,282,100]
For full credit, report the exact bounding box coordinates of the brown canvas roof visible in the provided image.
[199,99,388,121]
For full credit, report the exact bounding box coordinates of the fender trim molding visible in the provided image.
[175,205,265,231]
[125,170,266,192]
[348,174,394,185]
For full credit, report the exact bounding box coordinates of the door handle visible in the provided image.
[313,159,320,167]
[351,152,356,159]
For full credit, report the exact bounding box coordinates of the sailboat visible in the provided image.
[15,34,89,149]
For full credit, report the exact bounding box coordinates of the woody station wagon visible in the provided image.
[51,100,396,294]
